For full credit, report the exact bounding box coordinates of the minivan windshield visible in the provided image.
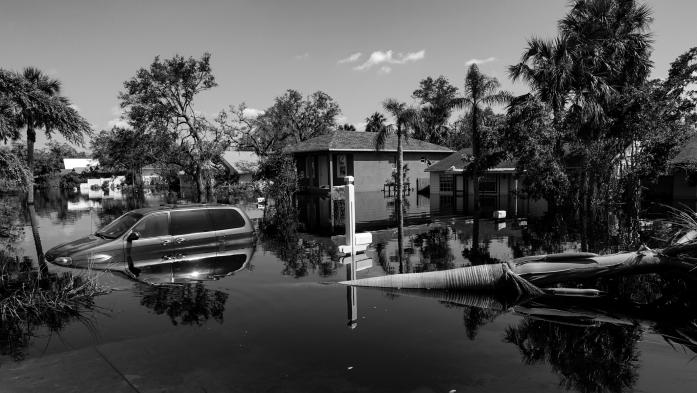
[96,212,143,239]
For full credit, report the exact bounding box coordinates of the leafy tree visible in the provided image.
[118,53,234,202]
[0,68,91,203]
[0,148,30,190]
[32,141,87,183]
[508,0,659,228]
[91,126,170,187]
[412,75,460,145]
[337,123,356,131]
[229,90,341,157]
[450,107,505,151]
[458,64,510,213]
[364,112,387,133]
[504,95,571,206]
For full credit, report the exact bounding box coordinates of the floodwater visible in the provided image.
[2,189,697,393]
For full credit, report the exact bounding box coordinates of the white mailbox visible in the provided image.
[354,232,372,246]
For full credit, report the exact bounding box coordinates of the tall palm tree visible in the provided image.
[509,37,572,127]
[458,64,510,213]
[374,99,420,269]
[364,112,387,133]
[1,67,91,203]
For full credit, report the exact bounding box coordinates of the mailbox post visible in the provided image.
[344,176,356,280]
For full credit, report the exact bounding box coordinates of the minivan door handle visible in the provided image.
[175,238,186,244]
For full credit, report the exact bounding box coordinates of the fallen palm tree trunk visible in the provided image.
[340,244,697,295]
[340,262,544,296]
[365,287,512,310]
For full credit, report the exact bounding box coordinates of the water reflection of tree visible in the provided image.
[136,283,228,326]
[263,235,340,278]
[506,319,640,393]
[411,227,455,272]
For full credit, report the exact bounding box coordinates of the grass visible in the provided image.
[0,252,108,361]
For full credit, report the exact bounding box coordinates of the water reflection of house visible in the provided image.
[426,148,547,217]
[220,151,260,183]
[286,131,453,192]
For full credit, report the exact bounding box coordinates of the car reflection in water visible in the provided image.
[123,243,256,285]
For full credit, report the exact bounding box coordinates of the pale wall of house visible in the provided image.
[352,151,451,191]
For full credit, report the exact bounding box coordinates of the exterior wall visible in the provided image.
[351,151,451,192]
[430,172,440,193]
[296,150,451,192]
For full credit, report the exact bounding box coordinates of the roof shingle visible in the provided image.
[284,131,453,153]
[425,148,517,172]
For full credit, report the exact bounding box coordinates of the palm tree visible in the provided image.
[509,37,572,127]
[374,99,420,268]
[1,68,91,203]
[364,112,387,133]
[458,64,510,213]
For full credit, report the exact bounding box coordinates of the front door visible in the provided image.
[124,212,172,269]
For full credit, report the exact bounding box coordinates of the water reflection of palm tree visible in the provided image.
[374,99,420,269]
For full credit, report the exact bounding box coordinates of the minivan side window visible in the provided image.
[132,213,169,238]
[170,210,214,235]
[209,208,246,230]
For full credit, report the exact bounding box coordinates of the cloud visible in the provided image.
[107,118,131,129]
[338,52,362,64]
[106,106,131,129]
[465,57,496,66]
[378,66,392,75]
[354,49,425,71]
[294,52,310,60]
[243,107,265,118]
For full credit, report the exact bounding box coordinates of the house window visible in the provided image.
[337,154,348,177]
[480,176,497,194]
[440,174,454,192]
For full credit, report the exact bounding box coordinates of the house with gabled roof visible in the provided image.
[285,130,453,192]
[220,150,260,183]
[425,148,547,217]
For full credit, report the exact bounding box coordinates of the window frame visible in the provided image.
[170,209,215,236]
[439,174,454,192]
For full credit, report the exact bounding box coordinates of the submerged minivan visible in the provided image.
[45,204,255,269]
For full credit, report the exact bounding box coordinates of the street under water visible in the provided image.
[1,189,697,393]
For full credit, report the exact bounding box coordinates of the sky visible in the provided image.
[1,0,696,150]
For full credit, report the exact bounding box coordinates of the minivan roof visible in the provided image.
[131,204,238,215]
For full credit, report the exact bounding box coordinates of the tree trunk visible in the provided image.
[471,106,480,213]
[195,165,206,203]
[397,127,404,271]
[28,203,48,277]
[26,126,36,204]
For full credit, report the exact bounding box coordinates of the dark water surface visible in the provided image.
[2,190,697,393]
